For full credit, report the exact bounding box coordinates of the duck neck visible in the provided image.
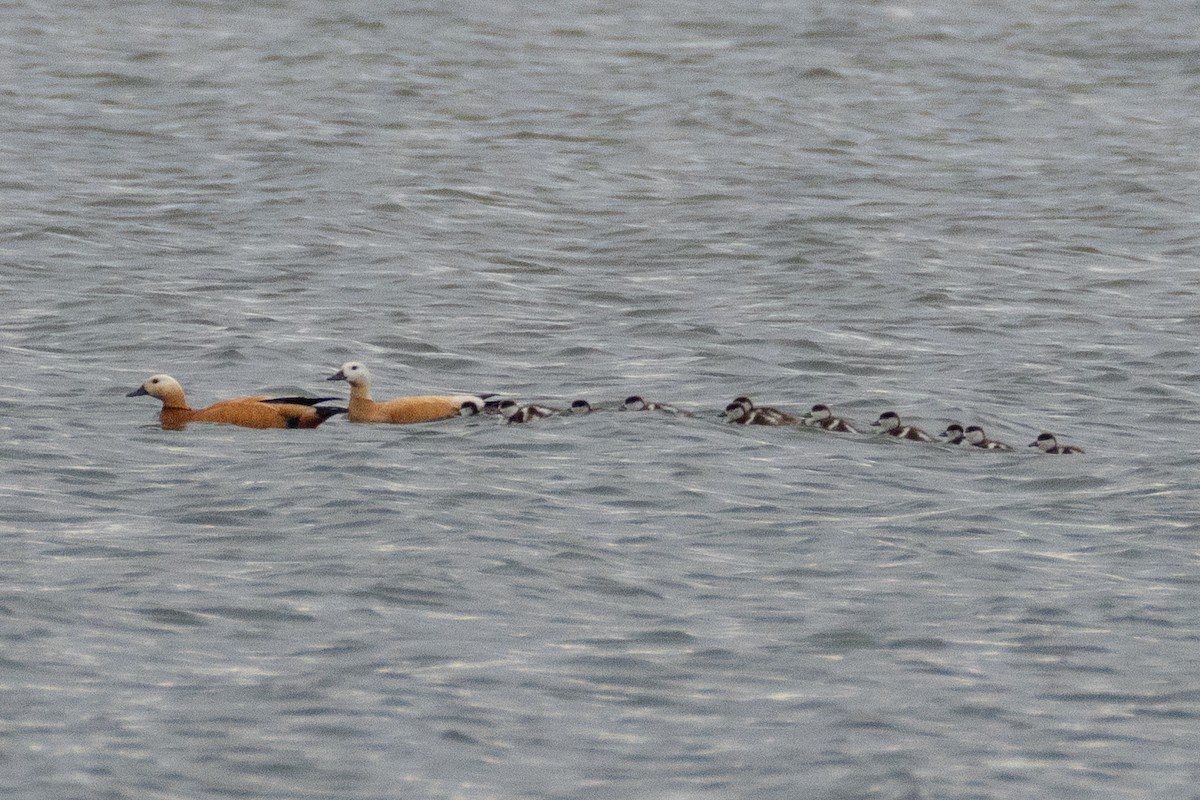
[348,381,374,413]
[160,386,190,410]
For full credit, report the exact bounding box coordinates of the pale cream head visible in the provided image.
[130,374,183,400]
[329,361,371,386]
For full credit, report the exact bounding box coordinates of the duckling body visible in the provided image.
[802,404,860,433]
[1029,432,1084,454]
[722,397,797,426]
[964,425,1012,451]
[872,411,933,442]
[498,399,559,423]
[721,400,795,426]
[623,395,687,414]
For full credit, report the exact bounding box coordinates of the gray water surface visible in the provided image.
[3,1,1200,798]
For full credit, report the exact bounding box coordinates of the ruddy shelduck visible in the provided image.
[128,374,346,430]
[326,361,483,424]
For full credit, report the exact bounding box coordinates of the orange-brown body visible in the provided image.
[346,391,467,424]
[128,375,345,430]
[327,361,481,424]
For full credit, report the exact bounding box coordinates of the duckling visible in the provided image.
[721,396,796,425]
[964,425,1012,451]
[871,411,933,442]
[721,401,794,426]
[939,423,968,445]
[458,398,485,416]
[1029,432,1084,454]
[497,399,559,424]
[623,395,688,415]
[801,404,860,433]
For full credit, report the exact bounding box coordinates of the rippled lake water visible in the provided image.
[3,0,1200,797]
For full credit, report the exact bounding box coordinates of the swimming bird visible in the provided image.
[458,393,509,416]
[458,398,485,416]
[624,395,688,414]
[964,425,1012,450]
[728,396,754,414]
[1029,432,1084,454]
[939,423,968,444]
[721,400,795,426]
[497,399,559,423]
[566,399,593,414]
[801,404,860,433]
[721,401,753,423]
[128,374,346,430]
[872,411,933,442]
[326,361,483,424]
[721,396,797,425]
[478,394,506,415]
